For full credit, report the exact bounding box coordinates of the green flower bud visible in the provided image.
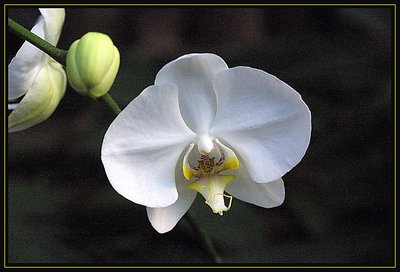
[66,32,120,98]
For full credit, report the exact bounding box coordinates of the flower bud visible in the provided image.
[66,32,120,98]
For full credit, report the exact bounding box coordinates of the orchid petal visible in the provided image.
[8,60,67,132]
[101,84,196,208]
[8,8,65,101]
[225,159,284,208]
[146,177,197,233]
[211,67,311,182]
[8,18,45,100]
[39,8,65,45]
[155,53,228,133]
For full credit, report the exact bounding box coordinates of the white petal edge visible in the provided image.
[225,158,285,208]
[101,83,196,208]
[8,16,46,100]
[155,53,228,134]
[8,60,67,132]
[39,8,65,45]
[211,67,311,182]
[147,176,197,234]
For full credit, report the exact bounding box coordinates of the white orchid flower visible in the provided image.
[8,8,67,132]
[101,53,311,233]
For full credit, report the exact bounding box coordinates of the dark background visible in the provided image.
[6,6,394,265]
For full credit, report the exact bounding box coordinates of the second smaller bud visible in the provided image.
[66,32,120,98]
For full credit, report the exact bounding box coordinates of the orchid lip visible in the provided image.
[183,138,239,215]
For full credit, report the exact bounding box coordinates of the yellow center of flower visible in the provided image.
[182,139,239,215]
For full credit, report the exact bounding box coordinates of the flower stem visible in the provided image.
[99,93,122,115]
[8,17,123,115]
[185,211,223,263]
[8,17,68,66]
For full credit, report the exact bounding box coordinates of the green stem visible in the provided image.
[99,93,122,115]
[8,17,68,66]
[185,211,223,263]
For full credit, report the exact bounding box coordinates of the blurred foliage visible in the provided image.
[6,6,393,265]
